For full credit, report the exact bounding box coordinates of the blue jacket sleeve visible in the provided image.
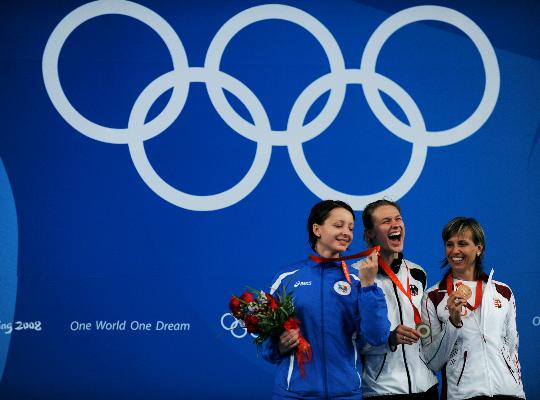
[357,283,390,347]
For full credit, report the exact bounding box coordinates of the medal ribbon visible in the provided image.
[377,257,422,325]
[309,246,380,285]
[445,274,483,311]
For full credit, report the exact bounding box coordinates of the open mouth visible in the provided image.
[450,256,464,263]
[388,232,401,243]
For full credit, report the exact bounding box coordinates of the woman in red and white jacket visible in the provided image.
[421,217,525,400]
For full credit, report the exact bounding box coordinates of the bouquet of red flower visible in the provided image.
[229,287,312,377]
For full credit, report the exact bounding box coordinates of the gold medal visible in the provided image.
[416,322,431,339]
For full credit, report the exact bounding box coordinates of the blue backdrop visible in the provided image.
[1,0,539,398]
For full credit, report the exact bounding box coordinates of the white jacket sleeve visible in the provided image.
[421,289,461,372]
[505,290,522,380]
[505,291,518,355]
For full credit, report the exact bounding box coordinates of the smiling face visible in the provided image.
[312,207,354,258]
[445,228,483,281]
[366,204,404,263]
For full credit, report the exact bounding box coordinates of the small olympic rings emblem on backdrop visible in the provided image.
[220,312,257,339]
[42,0,499,211]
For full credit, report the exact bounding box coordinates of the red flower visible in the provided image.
[265,293,279,310]
[229,296,243,318]
[240,291,255,303]
[228,286,312,377]
[243,314,260,334]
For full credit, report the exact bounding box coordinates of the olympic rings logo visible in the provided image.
[220,312,257,339]
[42,1,499,211]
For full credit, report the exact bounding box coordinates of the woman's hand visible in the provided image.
[389,324,421,346]
[447,292,466,327]
[358,251,378,287]
[278,328,299,354]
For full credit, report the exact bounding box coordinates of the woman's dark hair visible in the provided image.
[307,200,355,251]
[361,199,401,246]
[441,217,486,279]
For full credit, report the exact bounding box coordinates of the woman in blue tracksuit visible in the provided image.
[262,200,390,399]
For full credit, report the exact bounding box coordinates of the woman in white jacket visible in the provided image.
[422,217,525,400]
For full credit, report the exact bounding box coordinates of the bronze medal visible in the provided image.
[455,284,472,300]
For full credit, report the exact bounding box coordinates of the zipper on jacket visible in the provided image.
[472,304,493,396]
[320,266,328,398]
[393,283,412,393]
[375,354,387,381]
[456,351,467,386]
